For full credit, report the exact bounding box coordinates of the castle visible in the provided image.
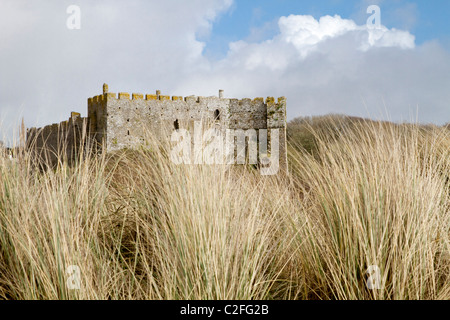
[27,84,287,174]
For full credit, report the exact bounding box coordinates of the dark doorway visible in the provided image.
[214,109,220,121]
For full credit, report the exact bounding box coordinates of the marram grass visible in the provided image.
[0,117,448,300]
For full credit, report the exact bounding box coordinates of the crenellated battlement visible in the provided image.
[87,89,286,106]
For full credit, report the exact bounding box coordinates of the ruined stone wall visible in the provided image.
[26,114,90,168]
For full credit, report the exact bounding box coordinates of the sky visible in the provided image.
[0,0,449,145]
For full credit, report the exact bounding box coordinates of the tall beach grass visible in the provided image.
[0,116,448,299]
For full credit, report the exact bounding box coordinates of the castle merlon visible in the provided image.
[146,94,158,100]
[266,97,275,105]
[71,112,81,120]
[118,92,130,100]
[132,93,144,100]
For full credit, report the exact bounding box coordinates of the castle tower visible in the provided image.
[87,84,288,175]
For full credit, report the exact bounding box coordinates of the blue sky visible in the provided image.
[205,0,450,58]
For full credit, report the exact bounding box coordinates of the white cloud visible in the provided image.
[0,2,449,145]
[365,27,415,50]
[279,15,359,54]
[175,14,449,125]
[0,0,232,143]
[222,14,415,65]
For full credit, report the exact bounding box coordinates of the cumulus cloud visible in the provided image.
[0,1,449,144]
[175,14,450,125]
[0,0,232,142]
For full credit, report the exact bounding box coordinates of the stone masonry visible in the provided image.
[27,84,287,173]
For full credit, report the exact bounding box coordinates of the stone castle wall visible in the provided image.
[27,84,288,173]
[26,112,90,167]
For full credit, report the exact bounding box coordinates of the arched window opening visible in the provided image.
[214,109,220,121]
[174,119,180,130]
